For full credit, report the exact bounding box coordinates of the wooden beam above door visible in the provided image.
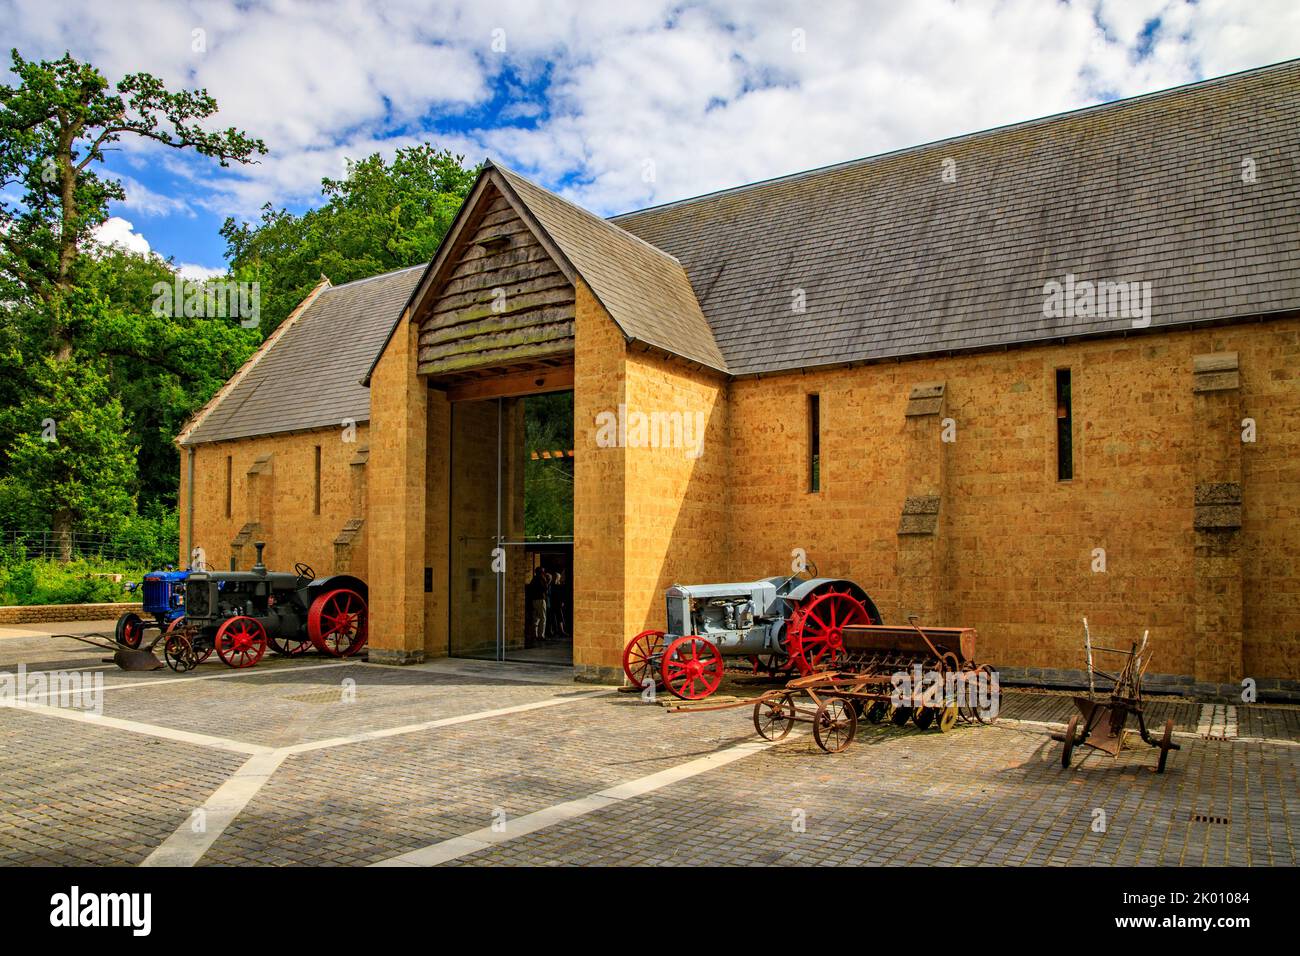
[443,363,575,403]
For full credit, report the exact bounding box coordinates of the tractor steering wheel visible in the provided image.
[294,562,316,582]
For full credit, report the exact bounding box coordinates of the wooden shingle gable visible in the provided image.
[415,181,576,377]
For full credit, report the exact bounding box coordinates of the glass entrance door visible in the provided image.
[449,391,573,663]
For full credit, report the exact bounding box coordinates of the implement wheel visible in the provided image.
[913,707,935,730]
[1156,718,1175,774]
[216,616,267,669]
[813,698,858,753]
[937,703,959,733]
[661,636,724,700]
[308,588,368,657]
[970,664,1001,724]
[753,694,797,741]
[864,701,889,724]
[622,629,665,690]
[1061,714,1080,768]
[163,618,197,673]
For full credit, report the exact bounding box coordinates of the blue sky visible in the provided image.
[4,0,1297,278]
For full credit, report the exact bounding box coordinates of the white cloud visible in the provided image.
[177,262,225,281]
[6,0,1297,223]
[111,173,194,217]
[92,216,151,255]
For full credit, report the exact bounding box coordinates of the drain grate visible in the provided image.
[1186,812,1230,825]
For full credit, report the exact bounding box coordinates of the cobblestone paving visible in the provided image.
[0,708,245,865]
[2,631,1298,867]
[450,718,1298,867]
[201,695,743,865]
[96,662,582,748]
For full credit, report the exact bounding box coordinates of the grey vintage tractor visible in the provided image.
[622,566,882,699]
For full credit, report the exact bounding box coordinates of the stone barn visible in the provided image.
[178,59,1300,698]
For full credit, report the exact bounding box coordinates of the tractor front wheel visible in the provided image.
[216,616,268,669]
[115,611,146,649]
[308,589,368,657]
[660,636,724,700]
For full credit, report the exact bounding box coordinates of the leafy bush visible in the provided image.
[0,556,146,607]
[110,508,180,568]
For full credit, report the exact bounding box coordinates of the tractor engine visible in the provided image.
[664,580,786,655]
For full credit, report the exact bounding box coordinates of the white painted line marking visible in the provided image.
[15,659,356,701]
[283,688,615,754]
[373,738,775,867]
[0,663,117,676]
[137,687,618,865]
[0,699,270,755]
[140,750,288,867]
[358,658,606,687]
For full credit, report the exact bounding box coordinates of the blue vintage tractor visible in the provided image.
[116,569,190,648]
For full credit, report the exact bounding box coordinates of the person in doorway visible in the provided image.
[547,571,566,639]
[526,568,548,645]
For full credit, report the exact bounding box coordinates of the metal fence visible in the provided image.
[1,529,144,563]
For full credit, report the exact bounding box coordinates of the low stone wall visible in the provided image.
[0,602,139,626]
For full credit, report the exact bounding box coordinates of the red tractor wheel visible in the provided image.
[268,634,315,657]
[308,589,368,657]
[660,636,724,700]
[622,629,665,689]
[785,588,872,674]
[115,611,146,649]
[215,616,267,669]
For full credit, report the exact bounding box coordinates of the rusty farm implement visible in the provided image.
[1053,619,1180,773]
[668,618,1001,753]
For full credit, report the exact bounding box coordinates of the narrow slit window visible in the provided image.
[1056,369,1073,481]
[313,445,322,514]
[808,394,821,492]
[224,455,232,518]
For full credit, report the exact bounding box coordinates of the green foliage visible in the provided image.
[0,355,136,530]
[0,48,265,308]
[0,47,264,550]
[0,555,146,606]
[523,393,575,539]
[222,143,478,333]
[0,48,478,561]
[110,506,181,567]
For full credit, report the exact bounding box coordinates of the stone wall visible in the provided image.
[179,424,370,577]
[727,318,1300,688]
[0,603,139,625]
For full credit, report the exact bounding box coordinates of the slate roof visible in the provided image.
[613,58,1300,376]
[492,164,727,371]
[185,60,1300,444]
[179,265,424,445]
